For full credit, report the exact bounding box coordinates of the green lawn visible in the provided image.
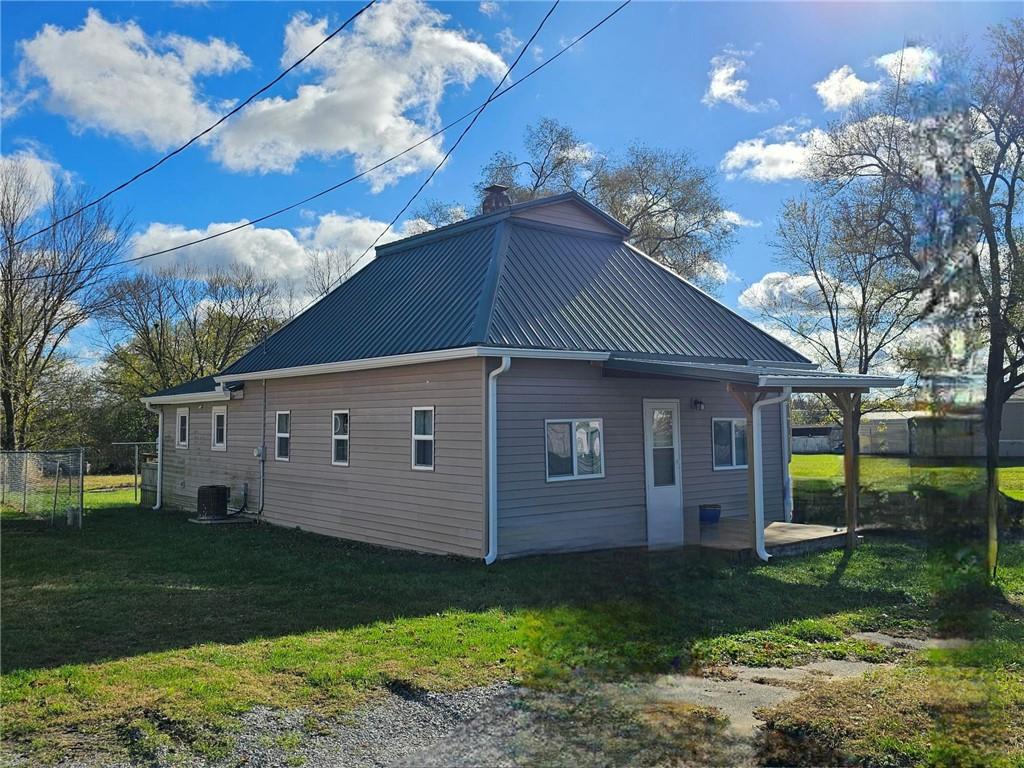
[790,454,1024,501]
[1,488,1022,764]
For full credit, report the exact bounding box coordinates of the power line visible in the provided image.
[9,0,376,249]
[300,0,561,317]
[5,0,631,286]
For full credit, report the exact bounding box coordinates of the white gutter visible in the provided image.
[752,386,792,561]
[484,355,511,565]
[781,399,793,522]
[144,403,163,511]
[258,379,267,515]
[757,374,903,389]
[215,347,609,384]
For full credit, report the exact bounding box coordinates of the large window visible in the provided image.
[713,418,747,469]
[211,406,227,451]
[411,406,434,470]
[545,418,604,481]
[175,408,189,449]
[275,411,291,461]
[332,410,350,466]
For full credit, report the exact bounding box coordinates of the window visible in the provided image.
[175,408,189,449]
[332,410,350,466]
[713,418,747,469]
[411,407,434,470]
[545,418,604,481]
[211,406,227,451]
[275,411,290,461]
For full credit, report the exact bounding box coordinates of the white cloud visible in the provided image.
[0,147,64,212]
[496,27,521,56]
[15,9,249,149]
[739,271,827,311]
[875,45,940,84]
[131,211,423,294]
[702,47,777,113]
[212,0,506,188]
[720,124,826,182]
[478,1,501,17]
[720,210,761,228]
[814,65,881,112]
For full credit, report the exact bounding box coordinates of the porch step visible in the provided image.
[698,520,848,558]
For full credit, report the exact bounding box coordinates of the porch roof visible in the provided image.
[603,357,903,392]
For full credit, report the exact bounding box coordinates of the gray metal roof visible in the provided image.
[218,195,808,378]
[148,376,219,398]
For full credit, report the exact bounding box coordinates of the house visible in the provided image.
[142,187,901,562]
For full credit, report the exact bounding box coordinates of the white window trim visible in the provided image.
[275,410,291,462]
[332,409,350,467]
[211,405,227,451]
[175,407,189,449]
[545,417,606,482]
[411,406,435,471]
[712,417,748,470]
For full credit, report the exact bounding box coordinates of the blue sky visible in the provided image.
[2,1,1019,361]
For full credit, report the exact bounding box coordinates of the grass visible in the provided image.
[759,546,1024,767]
[1,484,1022,764]
[790,454,1024,501]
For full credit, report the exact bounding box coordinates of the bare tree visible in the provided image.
[305,247,360,299]
[813,22,1023,578]
[744,188,921,446]
[0,161,130,449]
[420,118,737,289]
[99,263,280,401]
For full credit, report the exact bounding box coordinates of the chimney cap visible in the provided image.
[481,184,513,214]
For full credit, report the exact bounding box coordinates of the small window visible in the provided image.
[211,406,227,451]
[412,406,434,470]
[176,408,189,449]
[713,418,747,469]
[545,418,605,481]
[276,411,290,461]
[332,410,349,466]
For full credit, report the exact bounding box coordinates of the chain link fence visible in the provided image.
[0,449,84,527]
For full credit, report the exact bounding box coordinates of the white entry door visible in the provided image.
[643,399,683,548]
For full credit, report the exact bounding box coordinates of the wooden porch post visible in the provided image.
[828,391,862,552]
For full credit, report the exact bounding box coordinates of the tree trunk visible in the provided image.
[1,387,16,450]
[983,332,1005,581]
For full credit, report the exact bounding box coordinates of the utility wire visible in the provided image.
[296,0,562,317]
[5,0,630,286]
[9,0,376,249]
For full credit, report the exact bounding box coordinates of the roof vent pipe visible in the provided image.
[481,184,513,215]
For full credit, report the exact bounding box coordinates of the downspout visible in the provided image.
[752,386,792,561]
[144,402,163,511]
[258,378,267,515]
[781,399,793,522]
[484,355,511,565]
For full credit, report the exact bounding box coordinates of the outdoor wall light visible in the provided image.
[691,398,705,411]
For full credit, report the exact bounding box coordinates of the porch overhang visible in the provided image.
[602,357,904,392]
[603,356,904,562]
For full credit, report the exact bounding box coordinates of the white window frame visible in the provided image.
[175,407,189,449]
[275,410,291,462]
[331,409,350,467]
[712,417,748,470]
[211,405,227,451]
[544,417,606,482]
[411,406,435,471]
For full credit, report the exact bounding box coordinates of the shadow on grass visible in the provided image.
[2,506,927,673]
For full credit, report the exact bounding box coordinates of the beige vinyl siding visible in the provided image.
[510,199,621,235]
[159,358,487,557]
[495,359,785,557]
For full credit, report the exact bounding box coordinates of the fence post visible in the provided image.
[52,463,62,525]
[78,447,85,529]
[21,453,28,515]
[134,444,139,503]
